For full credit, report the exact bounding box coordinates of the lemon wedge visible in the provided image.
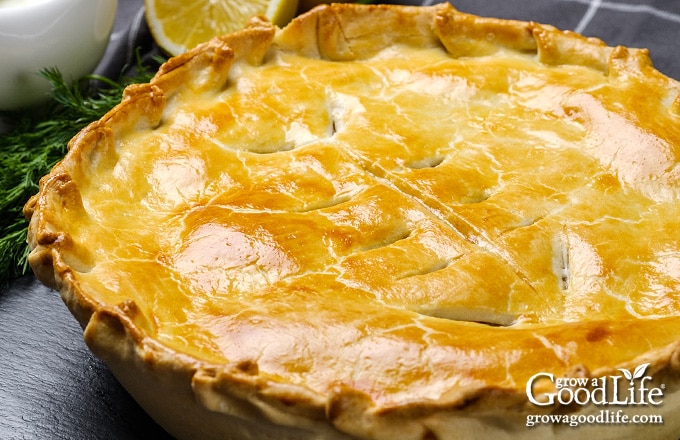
[145,0,299,56]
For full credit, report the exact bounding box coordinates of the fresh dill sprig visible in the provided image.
[0,57,162,287]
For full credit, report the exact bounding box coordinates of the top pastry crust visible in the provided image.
[25,3,680,440]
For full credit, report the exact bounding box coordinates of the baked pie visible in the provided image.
[25,3,680,439]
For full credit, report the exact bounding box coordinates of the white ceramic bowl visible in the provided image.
[0,0,118,110]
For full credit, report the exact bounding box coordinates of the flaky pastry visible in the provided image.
[25,3,680,439]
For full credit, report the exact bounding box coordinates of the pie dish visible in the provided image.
[24,3,680,439]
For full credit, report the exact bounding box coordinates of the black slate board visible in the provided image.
[0,276,173,439]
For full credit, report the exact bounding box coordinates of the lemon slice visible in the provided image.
[145,0,299,56]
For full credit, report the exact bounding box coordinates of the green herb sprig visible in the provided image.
[0,58,161,287]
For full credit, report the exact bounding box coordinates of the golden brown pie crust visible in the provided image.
[25,3,680,439]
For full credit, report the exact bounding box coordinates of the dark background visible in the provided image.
[1,0,679,438]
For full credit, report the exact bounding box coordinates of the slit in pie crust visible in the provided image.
[25,3,680,440]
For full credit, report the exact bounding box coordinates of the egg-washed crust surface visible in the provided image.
[24,3,680,439]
